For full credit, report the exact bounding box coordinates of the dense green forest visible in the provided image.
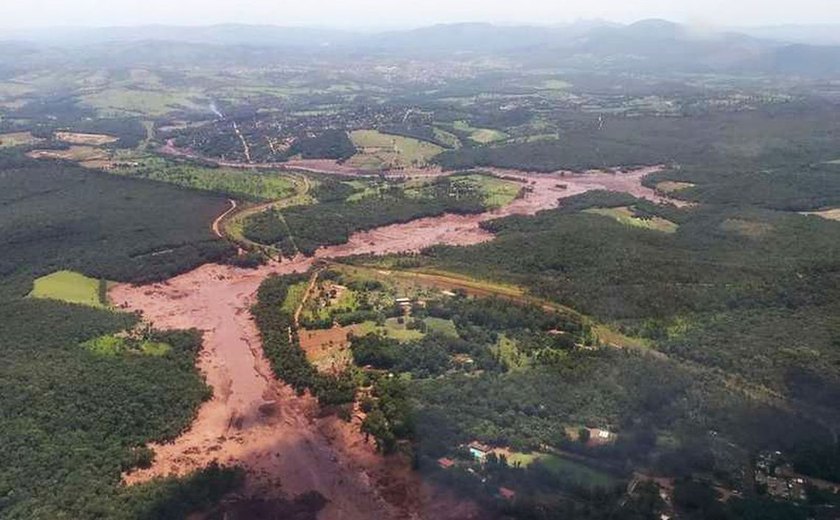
[435,102,840,172]
[0,151,241,519]
[0,152,233,286]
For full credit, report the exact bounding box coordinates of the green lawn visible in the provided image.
[355,319,425,342]
[29,271,106,307]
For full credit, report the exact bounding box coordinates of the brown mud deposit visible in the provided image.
[113,165,671,519]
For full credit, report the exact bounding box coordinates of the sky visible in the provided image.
[3,0,840,29]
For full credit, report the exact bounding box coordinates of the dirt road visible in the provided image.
[112,165,669,519]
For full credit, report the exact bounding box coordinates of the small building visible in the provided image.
[498,487,516,501]
[468,441,491,461]
[438,457,456,469]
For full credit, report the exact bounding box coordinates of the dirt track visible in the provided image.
[112,165,671,519]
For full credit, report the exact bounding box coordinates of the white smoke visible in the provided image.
[209,102,225,119]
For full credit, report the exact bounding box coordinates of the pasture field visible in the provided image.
[584,206,679,233]
[452,120,509,144]
[0,131,42,148]
[348,129,444,169]
[29,271,106,307]
[450,173,522,208]
[80,87,206,117]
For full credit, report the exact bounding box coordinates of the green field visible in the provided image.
[584,206,679,233]
[81,87,206,117]
[354,318,425,342]
[450,173,522,208]
[423,317,459,337]
[453,121,509,144]
[348,129,444,169]
[82,334,172,357]
[29,271,106,307]
[505,452,619,489]
[112,156,297,201]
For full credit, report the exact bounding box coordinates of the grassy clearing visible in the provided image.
[348,129,444,170]
[505,451,619,489]
[453,120,508,144]
[282,281,310,316]
[0,131,42,148]
[494,334,528,370]
[584,207,679,233]
[29,271,106,307]
[27,146,109,163]
[433,127,462,149]
[656,181,695,193]
[81,335,172,356]
[424,317,458,337]
[354,319,425,342]
[110,156,297,201]
[81,87,205,117]
[55,132,118,146]
[450,173,522,208]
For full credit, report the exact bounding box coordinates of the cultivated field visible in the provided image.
[29,271,106,307]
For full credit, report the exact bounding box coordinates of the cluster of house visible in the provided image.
[754,451,807,501]
[436,441,516,501]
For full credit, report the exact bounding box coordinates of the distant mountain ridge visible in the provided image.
[3,20,840,77]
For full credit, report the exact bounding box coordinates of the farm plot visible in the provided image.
[347,129,444,170]
[29,271,107,308]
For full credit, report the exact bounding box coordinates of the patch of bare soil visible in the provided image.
[54,131,118,146]
[115,164,668,519]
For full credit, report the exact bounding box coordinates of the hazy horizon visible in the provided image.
[4,0,840,31]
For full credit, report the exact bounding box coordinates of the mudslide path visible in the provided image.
[112,165,670,519]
